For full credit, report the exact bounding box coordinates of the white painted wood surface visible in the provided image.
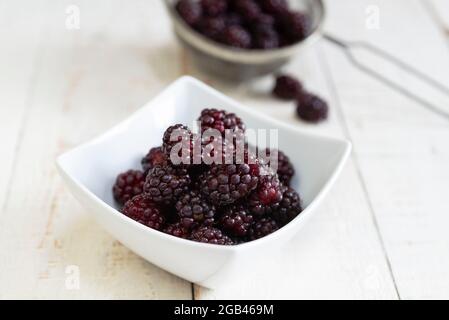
[0,0,448,299]
[428,0,449,31]
[322,0,449,300]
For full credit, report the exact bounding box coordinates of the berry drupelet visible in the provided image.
[175,190,216,228]
[113,170,145,206]
[273,74,303,100]
[122,194,165,230]
[296,92,329,123]
[144,164,191,205]
[190,226,234,245]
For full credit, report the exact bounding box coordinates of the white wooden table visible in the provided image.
[1,0,448,299]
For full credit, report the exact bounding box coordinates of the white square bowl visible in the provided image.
[56,76,351,288]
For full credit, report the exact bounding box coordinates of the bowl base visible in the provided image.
[179,37,289,81]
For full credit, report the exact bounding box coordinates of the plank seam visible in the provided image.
[317,44,402,300]
[0,32,44,216]
[180,44,196,300]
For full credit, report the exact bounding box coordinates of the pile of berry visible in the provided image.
[273,73,328,123]
[174,1,329,123]
[175,0,312,50]
[113,108,303,245]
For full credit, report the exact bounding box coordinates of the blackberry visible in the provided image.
[254,27,279,49]
[190,226,234,245]
[163,222,190,239]
[175,190,216,228]
[272,187,302,225]
[198,108,245,136]
[260,0,289,15]
[296,92,328,123]
[234,0,262,22]
[248,217,279,240]
[264,148,295,186]
[225,12,243,27]
[255,172,283,204]
[251,13,275,30]
[197,16,226,41]
[176,0,202,26]
[222,25,252,49]
[144,164,191,205]
[220,205,254,237]
[273,74,303,100]
[201,163,259,206]
[201,0,227,17]
[282,11,311,42]
[113,170,145,206]
[255,31,280,50]
[162,124,193,165]
[248,173,283,217]
[122,194,165,230]
[141,146,166,173]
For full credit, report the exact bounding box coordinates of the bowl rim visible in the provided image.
[57,76,351,253]
[164,0,326,64]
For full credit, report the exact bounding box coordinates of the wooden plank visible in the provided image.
[2,0,447,300]
[0,0,191,299]
[0,1,45,218]
[193,45,399,299]
[321,0,449,299]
